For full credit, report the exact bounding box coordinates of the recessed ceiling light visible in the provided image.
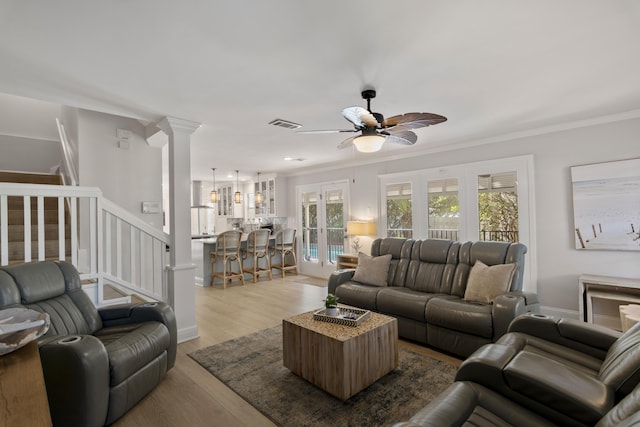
[283,157,293,161]
[283,157,305,162]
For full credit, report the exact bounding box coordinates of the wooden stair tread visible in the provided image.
[0,172,63,185]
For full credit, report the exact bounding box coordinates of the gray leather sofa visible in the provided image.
[328,237,539,357]
[0,261,177,427]
[394,313,640,427]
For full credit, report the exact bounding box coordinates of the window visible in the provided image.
[386,183,412,238]
[477,172,518,242]
[427,178,459,240]
[379,155,536,291]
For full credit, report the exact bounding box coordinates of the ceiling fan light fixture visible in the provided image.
[353,135,385,153]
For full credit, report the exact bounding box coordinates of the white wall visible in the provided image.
[283,117,640,317]
[75,108,164,229]
[0,134,61,173]
[0,93,62,173]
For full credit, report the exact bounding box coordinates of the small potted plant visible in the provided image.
[324,293,340,316]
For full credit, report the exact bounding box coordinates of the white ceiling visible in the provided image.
[1,1,639,182]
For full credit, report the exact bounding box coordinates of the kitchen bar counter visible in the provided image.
[192,234,279,286]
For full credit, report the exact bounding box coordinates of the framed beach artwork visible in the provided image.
[571,158,640,251]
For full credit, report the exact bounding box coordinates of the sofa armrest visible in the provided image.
[328,269,356,294]
[99,301,178,369]
[508,313,620,357]
[39,335,110,427]
[492,294,526,340]
[506,291,540,307]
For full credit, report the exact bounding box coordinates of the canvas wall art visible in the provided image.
[571,158,640,251]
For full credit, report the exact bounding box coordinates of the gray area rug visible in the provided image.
[188,326,457,427]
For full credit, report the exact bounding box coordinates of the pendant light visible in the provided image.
[255,172,263,205]
[234,170,241,204]
[210,168,218,203]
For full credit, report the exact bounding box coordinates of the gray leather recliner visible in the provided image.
[394,314,640,427]
[455,313,640,426]
[0,261,177,427]
[393,380,640,427]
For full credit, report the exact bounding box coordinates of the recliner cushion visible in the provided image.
[28,293,94,336]
[4,261,66,303]
[95,321,170,385]
[426,297,494,339]
[497,332,603,374]
[598,321,640,397]
[504,350,614,424]
[377,287,448,322]
[334,282,382,311]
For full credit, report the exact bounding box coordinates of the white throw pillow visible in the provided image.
[351,253,392,287]
[464,260,517,304]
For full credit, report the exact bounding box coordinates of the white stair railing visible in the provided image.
[0,182,169,305]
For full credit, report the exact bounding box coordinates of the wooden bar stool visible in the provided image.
[210,230,245,288]
[270,228,298,277]
[241,229,273,283]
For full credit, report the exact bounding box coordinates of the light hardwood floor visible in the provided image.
[112,274,461,427]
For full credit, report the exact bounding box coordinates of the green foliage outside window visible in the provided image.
[478,192,518,242]
[387,198,412,238]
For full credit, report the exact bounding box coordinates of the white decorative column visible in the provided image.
[157,116,200,342]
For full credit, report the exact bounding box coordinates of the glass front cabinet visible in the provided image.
[254,175,277,216]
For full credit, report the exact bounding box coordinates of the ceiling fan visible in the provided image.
[298,88,447,153]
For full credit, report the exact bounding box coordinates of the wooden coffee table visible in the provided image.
[282,309,398,401]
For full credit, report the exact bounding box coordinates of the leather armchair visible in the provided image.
[393,380,640,427]
[0,261,177,427]
[455,313,640,426]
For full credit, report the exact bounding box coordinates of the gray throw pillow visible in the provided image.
[351,253,392,287]
[464,260,517,304]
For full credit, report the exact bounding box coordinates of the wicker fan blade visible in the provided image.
[382,112,447,130]
[337,136,357,149]
[342,107,378,128]
[384,131,418,145]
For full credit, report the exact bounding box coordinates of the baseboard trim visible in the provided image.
[177,325,199,343]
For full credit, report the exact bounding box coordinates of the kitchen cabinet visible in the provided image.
[254,175,277,216]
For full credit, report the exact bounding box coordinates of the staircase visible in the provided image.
[0,174,169,307]
[0,172,71,264]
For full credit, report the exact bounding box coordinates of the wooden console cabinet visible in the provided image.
[579,274,640,331]
[336,254,358,270]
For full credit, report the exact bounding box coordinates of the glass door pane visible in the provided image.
[386,183,412,238]
[301,191,318,262]
[477,171,519,242]
[427,178,459,241]
[324,188,344,266]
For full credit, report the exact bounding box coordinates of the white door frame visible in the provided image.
[296,180,350,278]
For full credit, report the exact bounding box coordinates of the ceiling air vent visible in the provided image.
[268,118,302,129]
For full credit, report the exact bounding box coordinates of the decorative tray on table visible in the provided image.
[0,308,51,355]
[313,306,370,327]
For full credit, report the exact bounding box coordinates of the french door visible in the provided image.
[297,181,349,278]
